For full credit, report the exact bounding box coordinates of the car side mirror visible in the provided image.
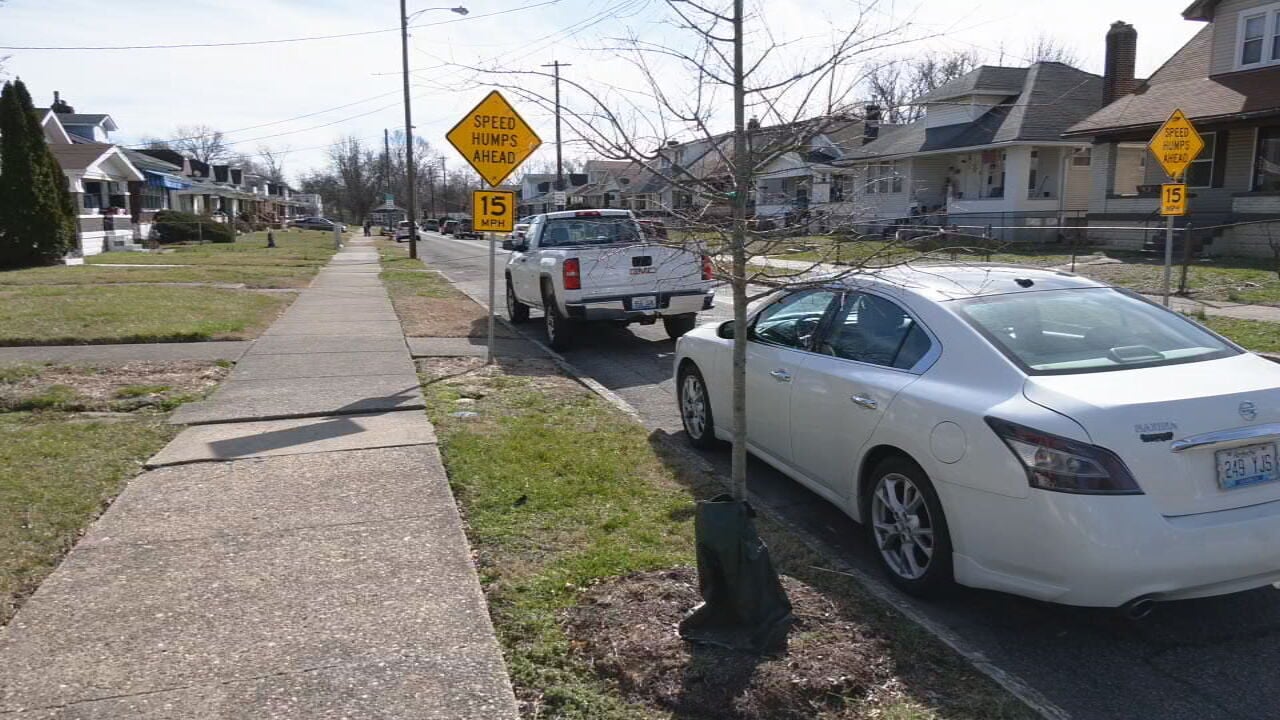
[717,321,735,339]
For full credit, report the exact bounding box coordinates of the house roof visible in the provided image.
[48,143,144,181]
[914,66,1029,104]
[53,113,118,132]
[123,148,183,173]
[1064,26,1280,137]
[851,63,1102,160]
[1182,0,1218,21]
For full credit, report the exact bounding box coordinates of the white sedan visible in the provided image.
[674,265,1280,610]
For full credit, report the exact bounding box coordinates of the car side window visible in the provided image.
[817,292,932,370]
[749,289,839,350]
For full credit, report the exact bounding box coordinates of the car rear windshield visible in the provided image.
[955,288,1239,375]
[539,216,640,247]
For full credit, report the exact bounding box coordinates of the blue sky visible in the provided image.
[1,0,1203,183]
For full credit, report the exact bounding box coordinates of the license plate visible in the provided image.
[632,296,657,310]
[1216,442,1279,490]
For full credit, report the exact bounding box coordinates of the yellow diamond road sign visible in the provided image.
[1148,108,1204,180]
[446,90,542,188]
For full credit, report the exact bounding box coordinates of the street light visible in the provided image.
[401,3,468,259]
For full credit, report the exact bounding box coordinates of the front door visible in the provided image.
[790,292,934,497]
[744,288,840,463]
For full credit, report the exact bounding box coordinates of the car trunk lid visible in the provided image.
[1023,354,1280,516]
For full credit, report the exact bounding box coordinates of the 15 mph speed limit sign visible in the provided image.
[473,190,515,233]
[1161,184,1188,216]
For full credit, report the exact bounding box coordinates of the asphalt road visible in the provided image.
[416,230,1280,720]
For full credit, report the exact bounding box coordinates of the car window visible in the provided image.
[817,292,931,369]
[956,287,1239,374]
[540,216,639,247]
[750,289,839,350]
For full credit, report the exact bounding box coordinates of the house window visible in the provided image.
[1238,4,1280,69]
[830,174,848,202]
[1186,132,1217,187]
[82,181,102,211]
[1071,148,1092,166]
[141,186,168,211]
[1257,126,1280,192]
[865,162,903,194]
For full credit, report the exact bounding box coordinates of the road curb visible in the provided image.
[428,258,1068,720]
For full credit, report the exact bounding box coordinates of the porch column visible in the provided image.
[1003,146,1032,204]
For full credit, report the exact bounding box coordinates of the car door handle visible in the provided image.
[851,394,878,410]
[769,369,792,383]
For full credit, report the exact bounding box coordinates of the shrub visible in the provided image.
[152,210,234,244]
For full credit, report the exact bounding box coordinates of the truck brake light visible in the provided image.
[701,255,713,281]
[574,211,601,217]
[563,258,581,290]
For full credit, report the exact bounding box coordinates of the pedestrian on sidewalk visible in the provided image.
[363,219,372,237]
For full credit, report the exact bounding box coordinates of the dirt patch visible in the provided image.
[417,355,582,399]
[564,567,927,720]
[397,294,520,338]
[0,360,230,412]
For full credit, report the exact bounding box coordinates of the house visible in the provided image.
[839,62,1104,241]
[517,172,587,216]
[37,104,145,256]
[1064,7,1280,257]
[122,148,192,239]
[753,116,866,229]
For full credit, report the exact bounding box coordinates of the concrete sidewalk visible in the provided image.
[0,238,519,719]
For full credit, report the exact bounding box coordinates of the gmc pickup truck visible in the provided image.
[504,209,714,350]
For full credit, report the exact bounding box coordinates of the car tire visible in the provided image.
[506,277,530,324]
[677,363,718,449]
[663,314,698,339]
[543,288,575,351]
[864,455,953,597]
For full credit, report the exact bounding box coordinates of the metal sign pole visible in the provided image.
[1163,214,1174,307]
[487,230,496,365]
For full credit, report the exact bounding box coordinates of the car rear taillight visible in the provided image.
[701,255,713,281]
[574,211,602,217]
[563,258,581,290]
[985,417,1142,495]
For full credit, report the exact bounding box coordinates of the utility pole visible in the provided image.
[426,165,436,217]
[399,0,419,258]
[383,128,391,196]
[542,60,571,207]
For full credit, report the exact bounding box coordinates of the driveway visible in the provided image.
[417,230,1280,720]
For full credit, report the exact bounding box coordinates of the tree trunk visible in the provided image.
[729,0,749,500]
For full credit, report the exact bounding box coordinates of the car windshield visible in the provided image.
[539,216,640,247]
[955,288,1238,375]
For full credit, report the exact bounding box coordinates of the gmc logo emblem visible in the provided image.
[629,267,656,275]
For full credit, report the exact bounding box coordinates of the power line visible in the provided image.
[0,0,561,51]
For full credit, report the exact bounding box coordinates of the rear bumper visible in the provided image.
[565,290,713,321]
[946,480,1280,607]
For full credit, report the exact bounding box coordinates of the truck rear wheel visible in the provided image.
[543,289,575,351]
[663,314,698,339]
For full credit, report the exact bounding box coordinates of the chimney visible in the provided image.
[862,104,882,145]
[1103,21,1138,105]
[51,91,74,114]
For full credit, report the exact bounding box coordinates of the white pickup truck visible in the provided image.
[503,209,714,350]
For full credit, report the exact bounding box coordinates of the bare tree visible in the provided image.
[139,137,173,151]
[458,0,958,500]
[257,145,289,184]
[866,49,984,123]
[172,124,229,164]
[327,135,377,222]
[1024,33,1080,66]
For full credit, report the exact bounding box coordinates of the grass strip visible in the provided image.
[0,285,291,346]
[83,230,338,268]
[0,413,177,624]
[1198,316,1280,353]
[421,359,1034,719]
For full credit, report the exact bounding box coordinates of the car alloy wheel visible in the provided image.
[870,472,936,581]
[681,373,707,440]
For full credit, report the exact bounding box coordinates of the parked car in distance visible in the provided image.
[290,217,347,232]
[423,218,440,232]
[456,218,482,239]
[674,265,1280,612]
[505,209,714,350]
[501,223,531,250]
[394,221,417,243]
[441,219,458,236]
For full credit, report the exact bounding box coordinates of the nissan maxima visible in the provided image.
[674,265,1280,609]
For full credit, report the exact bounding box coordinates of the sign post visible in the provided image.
[446,91,542,364]
[1148,109,1204,307]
